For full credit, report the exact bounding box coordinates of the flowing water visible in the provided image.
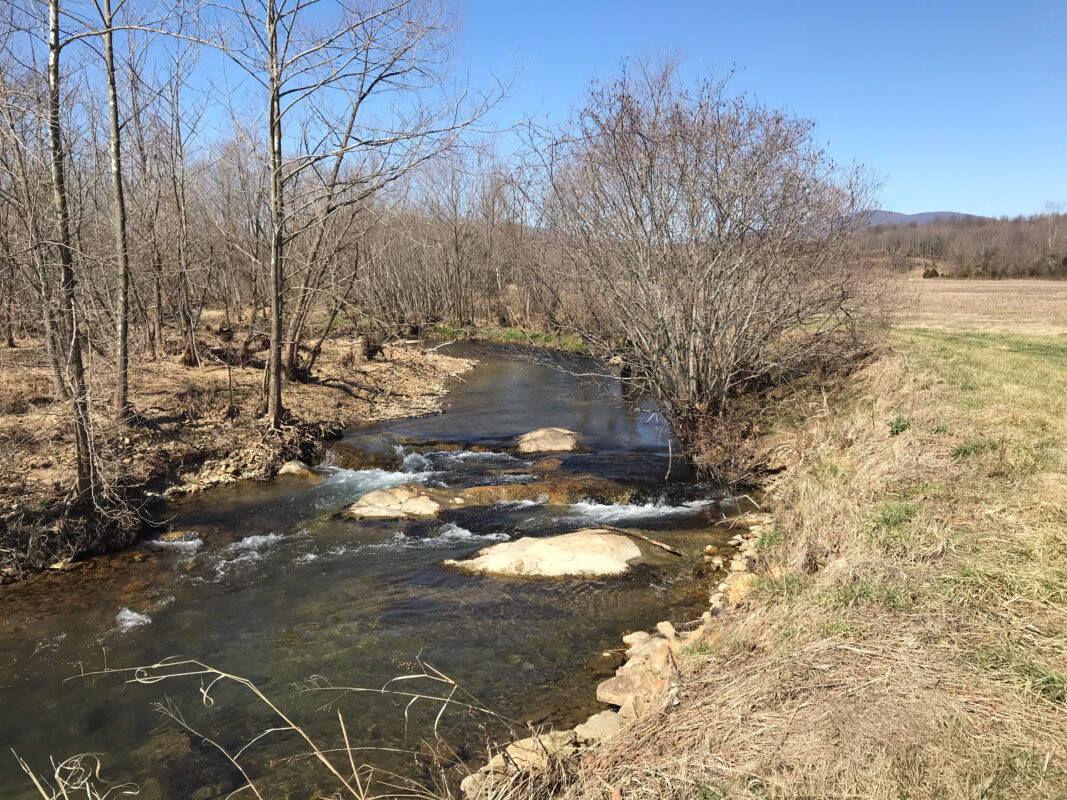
[0,344,730,798]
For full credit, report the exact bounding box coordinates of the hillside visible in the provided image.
[868,210,989,227]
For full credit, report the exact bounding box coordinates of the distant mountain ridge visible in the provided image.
[868,210,990,227]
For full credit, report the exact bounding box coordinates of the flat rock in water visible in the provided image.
[441,529,643,578]
[344,484,459,520]
[516,427,580,453]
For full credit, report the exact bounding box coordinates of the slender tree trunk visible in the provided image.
[165,58,198,368]
[101,0,131,417]
[1,255,14,348]
[39,277,67,398]
[282,104,359,378]
[265,1,284,428]
[47,0,94,498]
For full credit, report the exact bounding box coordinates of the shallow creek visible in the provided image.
[0,343,731,798]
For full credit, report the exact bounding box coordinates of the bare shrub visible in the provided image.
[174,379,222,419]
[534,61,891,461]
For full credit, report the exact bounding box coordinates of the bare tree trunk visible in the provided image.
[1,246,15,348]
[100,0,131,417]
[264,0,284,428]
[47,0,94,498]
[282,105,359,379]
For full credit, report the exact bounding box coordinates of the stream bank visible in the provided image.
[0,342,739,800]
[0,339,473,582]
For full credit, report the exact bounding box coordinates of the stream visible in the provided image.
[0,343,730,798]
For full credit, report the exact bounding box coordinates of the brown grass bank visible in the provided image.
[0,325,472,582]
[527,301,1067,797]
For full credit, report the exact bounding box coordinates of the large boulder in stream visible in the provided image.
[277,459,316,478]
[441,529,643,579]
[515,427,581,453]
[344,477,633,520]
[344,484,461,520]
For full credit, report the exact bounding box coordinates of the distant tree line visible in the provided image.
[860,205,1067,278]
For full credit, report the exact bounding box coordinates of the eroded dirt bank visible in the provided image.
[0,336,473,581]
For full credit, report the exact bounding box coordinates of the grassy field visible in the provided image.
[897,276,1067,335]
[549,281,1067,799]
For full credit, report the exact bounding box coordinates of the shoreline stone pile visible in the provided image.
[460,510,778,799]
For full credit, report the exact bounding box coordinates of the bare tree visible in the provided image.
[209,0,500,427]
[95,0,132,416]
[44,0,96,497]
[533,61,882,451]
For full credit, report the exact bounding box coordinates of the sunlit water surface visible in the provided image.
[0,344,728,798]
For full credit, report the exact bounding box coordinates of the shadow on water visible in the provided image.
[0,342,729,798]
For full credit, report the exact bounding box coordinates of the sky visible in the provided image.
[455,0,1067,218]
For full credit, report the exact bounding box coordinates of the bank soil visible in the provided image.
[0,334,472,582]
[475,329,1067,800]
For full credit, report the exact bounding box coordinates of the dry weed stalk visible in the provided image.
[14,752,138,800]
[20,655,536,800]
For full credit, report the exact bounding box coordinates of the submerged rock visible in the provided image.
[516,427,581,453]
[530,456,565,471]
[158,530,200,543]
[441,529,643,579]
[460,476,631,506]
[277,459,315,478]
[586,649,625,675]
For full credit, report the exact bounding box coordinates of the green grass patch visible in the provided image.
[868,500,927,556]
[426,324,465,339]
[888,415,911,435]
[952,438,999,460]
[755,525,785,551]
[817,616,858,638]
[938,561,1067,608]
[751,573,804,603]
[874,500,920,529]
[969,647,1067,705]
[820,577,913,612]
[975,749,1059,800]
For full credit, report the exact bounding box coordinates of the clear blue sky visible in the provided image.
[455,0,1067,218]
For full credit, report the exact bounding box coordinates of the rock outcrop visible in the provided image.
[707,513,775,612]
[461,730,579,798]
[442,529,643,579]
[459,617,717,799]
[516,427,581,453]
[574,709,623,744]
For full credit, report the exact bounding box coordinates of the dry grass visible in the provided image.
[532,323,1067,798]
[896,277,1067,335]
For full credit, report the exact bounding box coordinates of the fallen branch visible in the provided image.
[600,525,683,556]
